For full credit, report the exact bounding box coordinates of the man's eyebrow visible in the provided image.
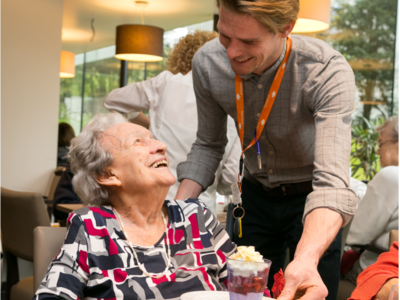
[218,26,258,43]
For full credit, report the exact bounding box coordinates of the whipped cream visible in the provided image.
[228,246,267,276]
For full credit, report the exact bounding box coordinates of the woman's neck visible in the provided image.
[111,187,169,229]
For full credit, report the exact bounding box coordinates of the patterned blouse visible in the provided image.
[34,199,236,300]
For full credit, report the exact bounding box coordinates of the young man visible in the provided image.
[176,0,357,299]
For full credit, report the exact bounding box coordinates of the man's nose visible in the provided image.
[226,40,242,60]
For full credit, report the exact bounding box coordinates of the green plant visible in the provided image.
[351,117,385,180]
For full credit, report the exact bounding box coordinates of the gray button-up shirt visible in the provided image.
[177,35,357,225]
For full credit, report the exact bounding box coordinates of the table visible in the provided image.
[57,204,227,224]
[56,204,84,213]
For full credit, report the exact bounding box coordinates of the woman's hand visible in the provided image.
[277,257,328,300]
[374,278,399,300]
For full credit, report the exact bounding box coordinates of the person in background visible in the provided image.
[104,30,241,216]
[52,167,81,224]
[35,113,236,300]
[345,116,399,284]
[57,122,75,167]
[348,242,398,300]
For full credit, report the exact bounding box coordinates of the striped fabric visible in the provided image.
[34,199,236,300]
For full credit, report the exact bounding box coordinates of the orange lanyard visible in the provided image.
[235,37,292,190]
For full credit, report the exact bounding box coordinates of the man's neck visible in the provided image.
[253,38,286,76]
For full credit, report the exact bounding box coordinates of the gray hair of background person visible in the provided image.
[377,116,399,143]
[69,112,128,206]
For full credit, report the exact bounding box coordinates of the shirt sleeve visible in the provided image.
[216,116,241,195]
[303,53,358,226]
[177,51,230,190]
[348,242,399,300]
[103,70,173,114]
[34,213,89,300]
[199,201,236,284]
[346,166,399,247]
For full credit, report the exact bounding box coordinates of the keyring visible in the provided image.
[232,206,245,219]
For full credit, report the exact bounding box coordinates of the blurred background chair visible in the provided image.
[43,166,66,220]
[33,226,67,290]
[1,187,50,300]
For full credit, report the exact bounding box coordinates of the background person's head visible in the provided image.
[58,122,76,147]
[166,30,218,75]
[69,113,127,206]
[376,116,399,168]
[216,0,297,76]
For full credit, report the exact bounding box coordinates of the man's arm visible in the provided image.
[176,48,229,197]
[278,208,342,300]
[175,179,203,200]
[280,50,358,299]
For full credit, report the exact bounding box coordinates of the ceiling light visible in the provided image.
[292,0,331,33]
[60,50,75,78]
[115,24,164,62]
[115,1,164,62]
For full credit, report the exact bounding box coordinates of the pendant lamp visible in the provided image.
[115,24,164,62]
[292,0,331,33]
[115,1,164,62]
[60,50,75,78]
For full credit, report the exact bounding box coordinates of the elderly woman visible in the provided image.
[34,113,236,300]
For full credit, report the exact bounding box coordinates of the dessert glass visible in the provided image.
[227,258,272,300]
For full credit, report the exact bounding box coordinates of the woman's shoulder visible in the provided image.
[164,199,211,224]
[371,166,399,184]
[67,206,116,226]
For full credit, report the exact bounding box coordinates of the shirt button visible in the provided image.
[257,113,261,117]
[269,169,273,174]
[269,151,274,155]
[258,84,263,89]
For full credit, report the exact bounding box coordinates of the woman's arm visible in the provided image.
[34,213,89,300]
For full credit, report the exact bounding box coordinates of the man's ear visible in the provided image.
[280,21,296,38]
[94,169,121,187]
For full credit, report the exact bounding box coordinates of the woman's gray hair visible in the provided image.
[376,116,399,143]
[69,112,128,206]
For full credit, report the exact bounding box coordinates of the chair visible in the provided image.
[44,166,66,219]
[389,230,399,247]
[1,187,50,300]
[33,226,67,290]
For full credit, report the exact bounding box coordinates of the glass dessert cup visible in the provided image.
[227,258,272,300]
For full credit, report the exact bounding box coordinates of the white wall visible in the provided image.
[2,0,64,195]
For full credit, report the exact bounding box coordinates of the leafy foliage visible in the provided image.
[331,0,397,121]
[351,117,384,180]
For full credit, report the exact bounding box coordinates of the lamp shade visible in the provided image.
[115,24,164,62]
[60,50,75,78]
[292,0,331,33]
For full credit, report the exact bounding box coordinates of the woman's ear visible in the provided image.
[94,169,122,187]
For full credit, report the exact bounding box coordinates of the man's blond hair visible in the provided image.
[216,0,299,34]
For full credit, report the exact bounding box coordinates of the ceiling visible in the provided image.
[62,0,216,54]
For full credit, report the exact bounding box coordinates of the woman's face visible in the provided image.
[100,123,176,193]
[376,126,399,168]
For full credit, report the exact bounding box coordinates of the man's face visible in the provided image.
[100,123,176,192]
[376,126,399,168]
[218,5,288,76]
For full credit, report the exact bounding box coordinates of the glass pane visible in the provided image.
[59,54,84,135]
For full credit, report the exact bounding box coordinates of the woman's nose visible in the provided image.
[150,139,167,154]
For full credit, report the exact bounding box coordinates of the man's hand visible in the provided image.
[278,257,328,300]
[175,179,203,200]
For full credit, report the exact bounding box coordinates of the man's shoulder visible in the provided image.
[291,35,346,64]
[193,37,228,65]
